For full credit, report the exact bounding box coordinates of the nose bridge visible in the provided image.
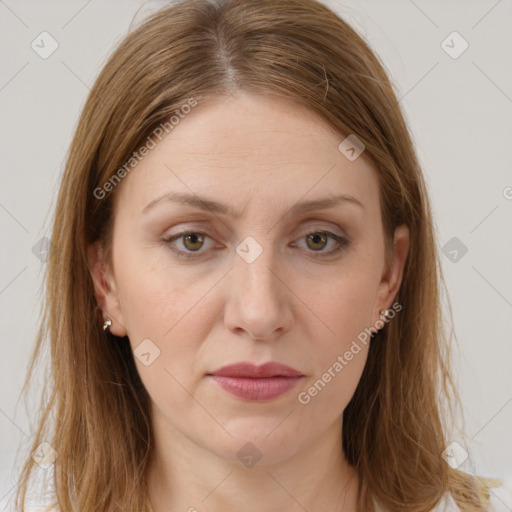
[225,234,291,338]
[234,234,282,302]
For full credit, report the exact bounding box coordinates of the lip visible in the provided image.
[207,362,304,401]
[209,362,303,378]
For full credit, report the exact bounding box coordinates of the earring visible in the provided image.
[103,319,112,332]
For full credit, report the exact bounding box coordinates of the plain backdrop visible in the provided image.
[1,0,511,507]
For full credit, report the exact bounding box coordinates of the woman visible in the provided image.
[14,0,506,510]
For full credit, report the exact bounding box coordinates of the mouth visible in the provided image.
[207,362,304,401]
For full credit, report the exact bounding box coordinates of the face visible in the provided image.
[88,92,409,465]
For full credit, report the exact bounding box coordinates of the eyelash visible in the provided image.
[161,229,351,260]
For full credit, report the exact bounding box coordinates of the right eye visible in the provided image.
[162,231,219,259]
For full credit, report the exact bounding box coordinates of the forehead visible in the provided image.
[114,93,381,220]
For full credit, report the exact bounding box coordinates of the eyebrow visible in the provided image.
[141,191,364,217]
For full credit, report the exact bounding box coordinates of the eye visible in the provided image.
[162,231,218,259]
[291,230,350,257]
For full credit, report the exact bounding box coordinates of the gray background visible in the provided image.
[1,0,511,506]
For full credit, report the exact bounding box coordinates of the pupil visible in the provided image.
[308,233,326,250]
[185,233,203,250]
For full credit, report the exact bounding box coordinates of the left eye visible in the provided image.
[290,230,350,256]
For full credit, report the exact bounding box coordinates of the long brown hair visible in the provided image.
[15,0,490,510]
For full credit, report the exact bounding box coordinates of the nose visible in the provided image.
[223,240,293,341]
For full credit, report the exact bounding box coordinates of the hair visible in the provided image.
[15,0,492,510]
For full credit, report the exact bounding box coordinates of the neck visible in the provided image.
[146,412,359,512]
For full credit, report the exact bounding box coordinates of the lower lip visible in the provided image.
[209,375,303,401]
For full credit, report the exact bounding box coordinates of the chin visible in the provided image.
[205,421,304,467]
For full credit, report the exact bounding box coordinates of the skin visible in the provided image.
[88,92,409,512]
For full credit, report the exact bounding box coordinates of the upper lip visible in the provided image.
[208,362,303,378]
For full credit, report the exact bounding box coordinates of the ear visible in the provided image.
[374,224,410,319]
[87,241,128,337]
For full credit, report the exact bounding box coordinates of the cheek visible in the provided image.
[305,263,379,352]
[294,262,378,409]
[114,241,213,338]
[296,284,372,419]
[111,244,218,388]
[113,255,218,414]
[299,345,369,419]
